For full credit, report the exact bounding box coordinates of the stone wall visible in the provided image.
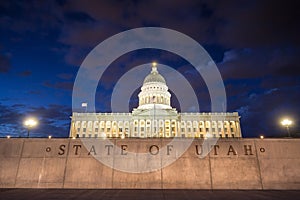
[0,138,299,189]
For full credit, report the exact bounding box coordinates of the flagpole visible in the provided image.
[154,101,156,137]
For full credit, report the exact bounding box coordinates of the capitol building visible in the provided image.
[69,63,242,139]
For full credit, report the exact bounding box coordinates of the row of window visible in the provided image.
[140,95,169,104]
[75,121,237,134]
[142,85,165,91]
[77,133,236,138]
[76,120,237,128]
[76,126,235,135]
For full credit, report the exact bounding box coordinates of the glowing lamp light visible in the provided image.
[24,118,38,128]
[7,135,10,139]
[72,136,76,140]
[152,62,157,67]
[121,134,125,139]
[48,135,52,139]
[281,119,292,126]
[260,135,264,139]
[24,118,38,138]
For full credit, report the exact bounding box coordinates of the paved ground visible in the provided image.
[1,189,300,200]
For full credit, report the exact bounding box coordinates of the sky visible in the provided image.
[0,0,299,138]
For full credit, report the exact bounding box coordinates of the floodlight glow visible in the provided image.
[281,119,292,126]
[24,118,38,128]
[24,118,38,138]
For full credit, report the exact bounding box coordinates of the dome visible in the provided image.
[143,66,166,84]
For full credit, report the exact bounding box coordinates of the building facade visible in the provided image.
[69,64,242,138]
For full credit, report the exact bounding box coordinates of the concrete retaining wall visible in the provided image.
[0,138,300,189]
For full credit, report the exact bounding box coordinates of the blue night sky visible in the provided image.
[0,0,299,138]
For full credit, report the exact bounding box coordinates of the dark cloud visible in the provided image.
[64,11,95,22]
[43,81,74,91]
[0,53,11,73]
[26,90,42,95]
[0,1,63,34]
[18,70,32,77]
[57,73,74,80]
[213,0,300,48]
[219,47,300,80]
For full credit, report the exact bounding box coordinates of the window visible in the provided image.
[95,128,99,132]
[213,134,216,138]
[82,134,86,138]
[83,128,86,132]
[89,134,92,138]
[231,128,234,132]
[200,128,203,132]
[225,134,228,138]
[212,128,216,132]
[231,134,235,138]
[77,128,80,132]
[206,128,209,132]
[95,134,98,138]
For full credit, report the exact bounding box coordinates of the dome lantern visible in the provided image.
[137,63,172,110]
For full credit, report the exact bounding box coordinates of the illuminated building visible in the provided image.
[70,64,242,138]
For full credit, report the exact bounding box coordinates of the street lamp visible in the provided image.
[281,119,292,137]
[260,135,264,139]
[24,118,38,138]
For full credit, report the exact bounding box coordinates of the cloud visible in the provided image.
[43,81,74,91]
[26,90,42,95]
[0,1,63,34]
[0,103,71,137]
[57,73,74,80]
[18,70,32,77]
[212,0,300,48]
[218,47,300,80]
[0,53,11,73]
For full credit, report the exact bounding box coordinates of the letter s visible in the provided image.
[58,144,66,155]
